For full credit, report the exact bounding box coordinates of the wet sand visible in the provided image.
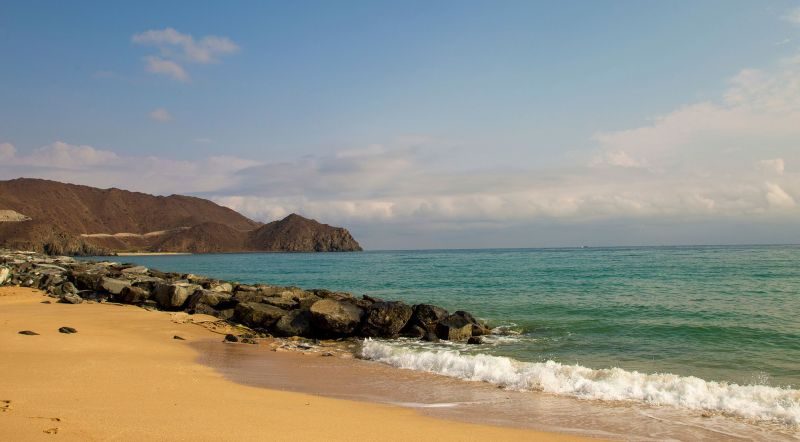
[0,286,589,441]
[197,341,798,441]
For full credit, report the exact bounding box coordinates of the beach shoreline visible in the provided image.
[0,286,590,441]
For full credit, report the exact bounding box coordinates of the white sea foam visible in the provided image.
[361,340,800,425]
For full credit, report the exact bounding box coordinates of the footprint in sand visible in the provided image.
[43,427,59,434]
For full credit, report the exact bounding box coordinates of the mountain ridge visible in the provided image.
[0,178,362,254]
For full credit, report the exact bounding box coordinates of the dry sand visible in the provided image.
[0,286,595,441]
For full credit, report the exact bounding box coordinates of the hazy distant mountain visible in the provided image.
[0,178,362,255]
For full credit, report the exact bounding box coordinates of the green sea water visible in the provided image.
[115,245,800,389]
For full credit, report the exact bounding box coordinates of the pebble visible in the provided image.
[58,327,77,334]
[18,330,39,335]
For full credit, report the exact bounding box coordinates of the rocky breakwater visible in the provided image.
[0,250,492,343]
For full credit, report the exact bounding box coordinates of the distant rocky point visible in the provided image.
[0,178,362,255]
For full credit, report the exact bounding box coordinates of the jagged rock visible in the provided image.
[59,292,83,304]
[467,336,483,344]
[423,330,440,342]
[309,299,363,336]
[72,272,104,291]
[233,290,263,304]
[210,282,233,292]
[51,281,77,298]
[234,302,287,329]
[361,301,413,338]
[452,310,491,336]
[100,277,131,295]
[119,286,150,304]
[153,283,200,310]
[404,304,448,335]
[436,314,473,341]
[263,296,299,310]
[224,334,238,342]
[121,265,148,275]
[273,310,312,337]
[187,289,234,310]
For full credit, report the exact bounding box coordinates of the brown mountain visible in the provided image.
[0,178,362,254]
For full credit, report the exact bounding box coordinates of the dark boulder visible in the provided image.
[58,326,77,334]
[452,310,491,336]
[402,304,448,337]
[467,336,483,345]
[224,334,238,342]
[273,310,312,337]
[187,289,235,311]
[309,299,363,336]
[234,302,287,329]
[262,296,299,310]
[360,301,413,338]
[119,286,150,304]
[435,313,473,341]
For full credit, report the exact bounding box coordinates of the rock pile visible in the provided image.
[0,250,491,342]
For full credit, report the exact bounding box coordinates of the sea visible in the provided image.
[111,245,800,433]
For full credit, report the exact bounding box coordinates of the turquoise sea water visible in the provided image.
[105,246,800,426]
[114,245,800,389]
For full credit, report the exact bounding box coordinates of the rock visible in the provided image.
[361,301,413,338]
[309,299,364,336]
[452,310,491,336]
[402,304,448,338]
[120,265,148,275]
[119,286,150,304]
[0,267,10,285]
[58,326,77,334]
[173,335,185,340]
[187,289,234,310]
[435,314,473,341]
[224,334,238,342]
[262,296,298,310]
[233,290,264,304]
[210,282,233,292]
[273,310,312,337]
[50,281,78,298]
[154,283,201,310]
[234,302,287,329]
[18,330,39,335]
[241,338,258,344]
[100,277,131,295]
[72,272,103,291]
[59,292,83,304]
[467,336,483,345]
[404,324,426,338]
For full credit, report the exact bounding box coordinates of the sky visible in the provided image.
[1,1,800,249]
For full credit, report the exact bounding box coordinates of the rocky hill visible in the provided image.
[0,178,362,255]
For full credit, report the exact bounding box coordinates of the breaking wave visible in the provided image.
[361,340,800,425]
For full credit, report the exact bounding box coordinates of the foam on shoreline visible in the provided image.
[361,340,800,426]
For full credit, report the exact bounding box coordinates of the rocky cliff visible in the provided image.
[0,178,362,254]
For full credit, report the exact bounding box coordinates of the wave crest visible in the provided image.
[360,340,800,425]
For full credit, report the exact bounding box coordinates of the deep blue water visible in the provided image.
[105,245,800,389]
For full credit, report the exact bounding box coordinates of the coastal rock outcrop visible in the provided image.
[0,249,492,344]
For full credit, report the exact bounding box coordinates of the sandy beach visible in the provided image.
[0,286,592,441]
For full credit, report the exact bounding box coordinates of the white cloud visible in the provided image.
[143,56,189,82]
[0,143,15,161]
[149,108,173,123]
[132,28,239,81]
[783,7,800,25]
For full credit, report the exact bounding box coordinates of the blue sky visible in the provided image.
[2,1,800,248]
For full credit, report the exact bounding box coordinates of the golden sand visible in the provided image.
[0,286,595,441]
